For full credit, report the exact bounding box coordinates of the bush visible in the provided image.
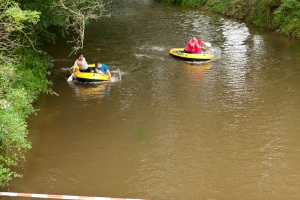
[163,0,300,39]
[0,49,52,187]
[181,0,206,8]
[273,0,300,38]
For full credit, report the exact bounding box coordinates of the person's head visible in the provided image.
[95,62,102,68]
[76,52,83,60]
[198,37,203,42]
[192,36,196,41]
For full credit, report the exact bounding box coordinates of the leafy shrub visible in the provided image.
[273,0,300,38]
[181,0,207,8]
[163,0,300,39]
[202,0,233,15]
[0,49,52,187]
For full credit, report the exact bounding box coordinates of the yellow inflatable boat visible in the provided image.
[70,64,109,82]
[169,48,212,61]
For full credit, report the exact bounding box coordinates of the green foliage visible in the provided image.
[0,49,52,187]
[181,0,206,8]
[164,0,206,7]
[18,0,108,48]
[1,0,107,188]
[273,0,300,38]
[1,0,108,188]
[164,0,300,39]
[0,103,30,186]
[247,0,269,28]
[14,49,53,101]
[0,63,28,187]
[1,0,40,31]
[205,0,230,13]
[18,0,68,44]
[163,0,182,5]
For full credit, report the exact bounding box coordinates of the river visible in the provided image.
[2,0,300,200]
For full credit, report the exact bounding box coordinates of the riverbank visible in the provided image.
[0,0,107,188]
[163,0,300,40]
[0,49,52,187]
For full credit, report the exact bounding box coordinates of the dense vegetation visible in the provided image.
[163,0,300,39]
[0,0,107,187]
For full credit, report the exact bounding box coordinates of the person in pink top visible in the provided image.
[184,36,197,53]
[193,37,210,54]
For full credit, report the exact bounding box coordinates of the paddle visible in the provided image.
[67,74,73,81]
[67,67,75,81]
[202,42,212,54]
[204,42,212,48]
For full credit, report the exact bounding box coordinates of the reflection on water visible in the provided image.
[218,20,254,110]
[182,62,211,84]
[66,69,122,101]
[221,20,250,67]
[68,82,111,101]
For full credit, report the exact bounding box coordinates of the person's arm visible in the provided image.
[95,68,103,74]
[72,60,77,72]
[107,70,111,80]
[201,46,210,51]
[201,41,210,50]
[104,64,111,80]
[189,40,195,48]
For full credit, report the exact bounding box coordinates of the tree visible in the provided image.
[56,0,110,55]
[0,0,109,187]
[19,0,110,55]
[0,0,40,62]
[0,1,47,187]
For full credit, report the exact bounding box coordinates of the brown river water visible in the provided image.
[2,0,300,200]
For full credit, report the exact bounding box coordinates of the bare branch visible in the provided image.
[53,0,111,55]
[0,1,40,62]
